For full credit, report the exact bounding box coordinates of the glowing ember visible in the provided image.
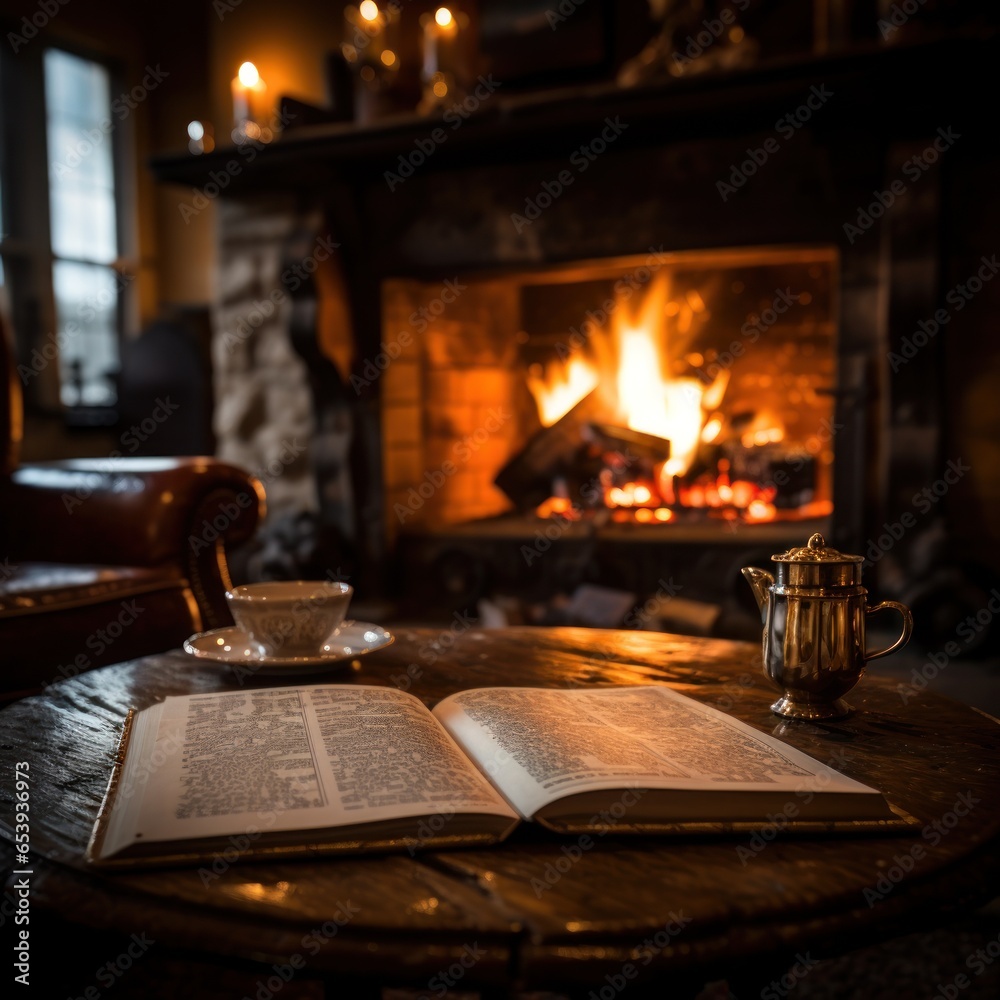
[746,499,778,522]
[607,482,656,507]
[535,495,580,519]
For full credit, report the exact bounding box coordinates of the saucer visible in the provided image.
[182,621,395,674]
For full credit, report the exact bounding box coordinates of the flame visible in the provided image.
[527,275,718,478]
[524,274,803,526]
[527,356,598,425]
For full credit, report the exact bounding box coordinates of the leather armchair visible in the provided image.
[0,316,266,699]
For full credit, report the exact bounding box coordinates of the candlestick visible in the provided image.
[231,61,271,144]
[419,6,469,113]
[341,3,400,122]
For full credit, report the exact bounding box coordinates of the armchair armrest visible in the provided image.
[2,457,266,629]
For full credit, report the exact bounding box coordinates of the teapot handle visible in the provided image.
[865,601,914,661]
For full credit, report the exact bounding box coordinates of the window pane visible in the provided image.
[44,49,117,264]
[47,120,115,189]
[49,186,117,262]
[53,261,119,407]
[44,49,109,125]
[44,48,121,410]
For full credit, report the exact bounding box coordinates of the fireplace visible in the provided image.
[383,245,837,538]
[380,245,845,616]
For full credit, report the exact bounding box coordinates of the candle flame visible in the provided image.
[434,7,454,27]
[238,62,259,87]
[359,1,380,21]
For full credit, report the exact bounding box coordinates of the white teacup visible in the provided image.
[226,580,353,657]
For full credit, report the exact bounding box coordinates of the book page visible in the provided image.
[101,685,514,858]
[434,685,881,820]
[304,685,514,825]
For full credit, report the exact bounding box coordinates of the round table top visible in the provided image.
[2,626,999,992]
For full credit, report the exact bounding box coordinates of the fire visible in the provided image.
[525,274,808,526]
[527,355,598,425]
[527,274,717,478]
[617,327,705,476]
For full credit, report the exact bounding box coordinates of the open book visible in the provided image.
[88,684,907,867]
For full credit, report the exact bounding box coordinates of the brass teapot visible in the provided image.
[742,533,913,720]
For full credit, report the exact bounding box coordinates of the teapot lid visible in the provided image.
[772,532,863,564]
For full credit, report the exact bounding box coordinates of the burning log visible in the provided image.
[588,422,672,463]
[494,389,609,509]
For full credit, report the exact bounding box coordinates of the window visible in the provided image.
[43,49,120,410]
[0,41,124,420]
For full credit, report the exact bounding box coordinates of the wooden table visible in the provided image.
[2,627,1000,998]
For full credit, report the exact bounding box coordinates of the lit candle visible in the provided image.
[231,61,266,126]
[344,2,388,65]
[423,7,459,79]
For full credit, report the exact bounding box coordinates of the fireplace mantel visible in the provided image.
[150,33,996,193]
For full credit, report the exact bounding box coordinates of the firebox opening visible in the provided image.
[382,245,837,545]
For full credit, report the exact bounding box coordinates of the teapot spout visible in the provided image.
[741,566,775,617]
